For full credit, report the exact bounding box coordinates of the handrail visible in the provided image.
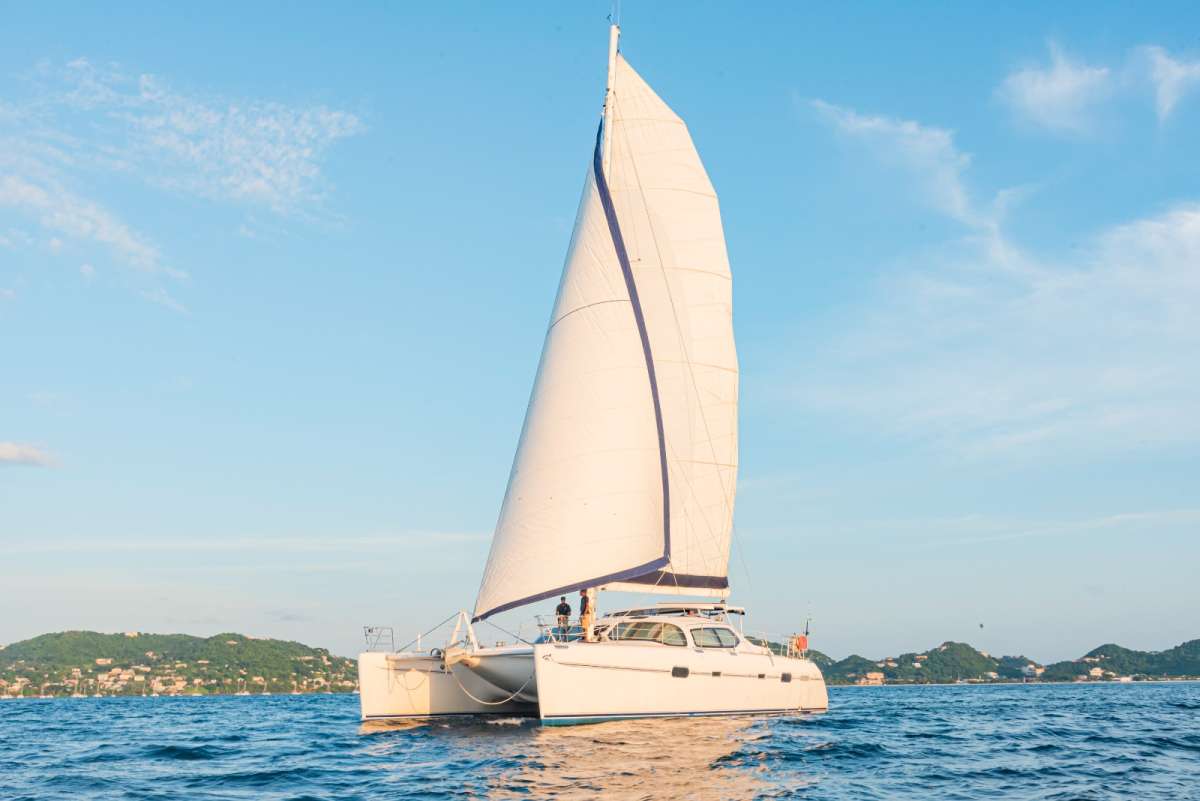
[745,630,812,659]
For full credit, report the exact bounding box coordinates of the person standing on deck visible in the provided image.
[555,596,571,637]
[580,588,595,642]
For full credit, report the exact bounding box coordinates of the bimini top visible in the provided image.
[605,604,746,619]
[472,27,738,622]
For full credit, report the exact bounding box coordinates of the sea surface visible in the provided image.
[2,683,1198,800]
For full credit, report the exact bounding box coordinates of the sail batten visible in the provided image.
[473,44,737,622]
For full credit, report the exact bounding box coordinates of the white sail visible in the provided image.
[473,43,737,621]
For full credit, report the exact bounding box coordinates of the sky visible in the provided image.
[2,2,1198,664]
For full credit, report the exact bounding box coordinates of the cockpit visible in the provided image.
[535,602,750,650]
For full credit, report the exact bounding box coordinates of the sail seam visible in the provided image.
[548,298,629,330]
[592,120,672,564]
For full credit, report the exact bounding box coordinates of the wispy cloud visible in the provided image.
[139,286,189,315]
[5,531,488,554]
[997,43,1111,135]
[791,203,1200,458]
[0,174,174,276]
[1,58,364,309]
[798,97,1200,459]
[1142,45,1200,122]
[911,508,1200,548]
[811,100,984,228]
[0,442,55,467]
[51,59,365,212]
[769,508,1200,550]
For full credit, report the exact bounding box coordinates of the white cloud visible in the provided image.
[0,58,364,310]
[140,286,189,315]
[0,175,175,276]
[797,97,1200,460]
[998,43,1111,135]
[811,100,987,229]
[58,60,365,212]
[1143,45,1200,121]
[6,531,487,554]
[788,202,1200,459]
[0,288,13,300]
[0,442,55,467]
[80,262,95,279]
[778,508,1200,550]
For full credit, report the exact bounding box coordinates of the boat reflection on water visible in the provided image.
[358,718,431,735]
[485,715,810,800]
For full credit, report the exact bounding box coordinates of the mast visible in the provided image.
[602,24,620,173]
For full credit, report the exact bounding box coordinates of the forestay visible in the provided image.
[473,50,737,622]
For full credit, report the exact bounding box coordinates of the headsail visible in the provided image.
[473,33,737,622]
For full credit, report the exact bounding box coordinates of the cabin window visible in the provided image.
[714,628,739,647]
[661,626,687,646]
[691,627,738,648]
[612,621,686,647]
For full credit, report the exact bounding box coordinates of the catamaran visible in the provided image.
[358,24,828,725]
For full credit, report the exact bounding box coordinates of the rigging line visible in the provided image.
[614,106,738,540]
[730,523,753,589]
[663,435,725,570]
[448,667,534,707]
[477,618,533,646]
[395,611,461,653]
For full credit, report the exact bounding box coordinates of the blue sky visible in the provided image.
[3,2,1198,663]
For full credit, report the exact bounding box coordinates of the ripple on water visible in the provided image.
[1,684,1199,800]
[142,744,224,761]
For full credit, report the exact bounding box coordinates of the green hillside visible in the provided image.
[821,639,1200,685]
[5,630,1198,696]
[1042,639,1200,681]
[0,631,357,698]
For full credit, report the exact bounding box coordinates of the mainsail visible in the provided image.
[473,31,737,621]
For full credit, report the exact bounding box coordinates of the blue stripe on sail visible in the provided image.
[613,571,729,591]
[473,557,670,622]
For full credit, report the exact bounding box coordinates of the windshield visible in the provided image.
[611,621,687,646]
[691,627,739,648]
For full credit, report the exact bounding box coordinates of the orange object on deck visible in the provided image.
[792,635,808,653]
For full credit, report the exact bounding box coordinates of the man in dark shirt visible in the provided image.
[555,596,571,635]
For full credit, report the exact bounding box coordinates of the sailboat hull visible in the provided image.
[531,641,827,725]
[357,652,534,720]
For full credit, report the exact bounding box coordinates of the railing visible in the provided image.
[745,631,810,659]
[533,615,585,643]
[362,626,394,652]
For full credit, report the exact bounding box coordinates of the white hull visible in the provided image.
[532,641,826,725]
[357,651,534,720]
[359,610,828,726]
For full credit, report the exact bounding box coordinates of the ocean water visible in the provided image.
[1,683,1198,800]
